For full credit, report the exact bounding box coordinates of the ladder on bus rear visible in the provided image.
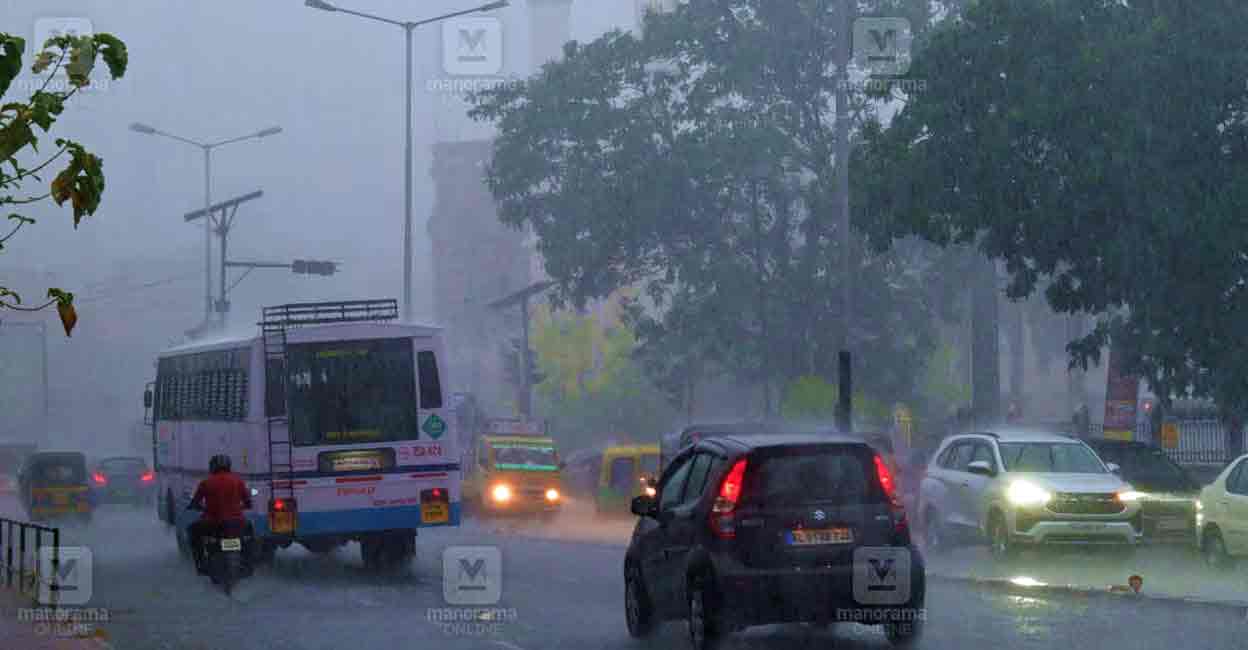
[258,299,400,526]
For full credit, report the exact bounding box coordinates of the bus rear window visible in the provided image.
[287,338,420,446]
[417,350,443,409]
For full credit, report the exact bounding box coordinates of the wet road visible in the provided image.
[2,498,1244,649]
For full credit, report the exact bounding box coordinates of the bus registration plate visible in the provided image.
[421,502,448,523]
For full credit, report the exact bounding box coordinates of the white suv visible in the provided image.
[918,429,1143,560]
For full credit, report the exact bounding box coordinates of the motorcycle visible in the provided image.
[187,504,254,595]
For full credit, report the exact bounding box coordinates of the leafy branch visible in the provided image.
[0,30,128,335]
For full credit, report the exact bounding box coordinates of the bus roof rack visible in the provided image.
[259,299,399,328]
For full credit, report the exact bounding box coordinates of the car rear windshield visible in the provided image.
[100,459,146,473]
[744,446,878,506]
[998,443,1106,474]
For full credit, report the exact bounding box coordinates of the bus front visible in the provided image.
[280,333,457,567]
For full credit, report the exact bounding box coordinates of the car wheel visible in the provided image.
[624,563,655,638]
[1202,529,1234,570]
[988,513,1017,562]
[687,574,720,650]
[924,508,949,555]
[884,618,924,647]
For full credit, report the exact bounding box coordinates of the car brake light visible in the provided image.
[873,454,896,500]
[273,498,287,511]
[874,454,909,537]
[709,459,748,539]
[141,471,155,483]
[92,472,107,485]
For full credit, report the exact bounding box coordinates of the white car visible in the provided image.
[1195,452,1248,568]
[918,428,1143,561]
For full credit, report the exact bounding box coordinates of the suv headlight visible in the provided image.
[1007,480,1052,506]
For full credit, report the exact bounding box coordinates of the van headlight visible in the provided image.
[1007,481,1052,506]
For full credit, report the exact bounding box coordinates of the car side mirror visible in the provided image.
[967,460,996,477]
[630,495,658,518]
[1106,462,1121,474]
[143,389,153,409]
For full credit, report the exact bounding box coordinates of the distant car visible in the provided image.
[624,432,924,648]
[90,456,156,506]
[918,428,1142,560]
[1083,438,1200,544]
[1195,452,1248,568]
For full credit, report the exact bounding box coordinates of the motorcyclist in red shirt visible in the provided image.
[187,454,252,574]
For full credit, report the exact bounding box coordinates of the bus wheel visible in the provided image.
[360,535,384,571]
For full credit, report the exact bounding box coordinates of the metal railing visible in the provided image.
[0,517,61,608]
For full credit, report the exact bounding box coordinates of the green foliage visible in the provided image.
[779,375,893,428]
[0,30,127,332]
[531,302,678,451]
[856,0,1248,419]
[470,1,941,410]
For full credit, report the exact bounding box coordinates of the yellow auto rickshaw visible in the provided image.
[19,451,94,524]
[595,444,660,515]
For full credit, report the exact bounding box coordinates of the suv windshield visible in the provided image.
[493,444,559,471]
[287,338,419,446]
[998,443,1106,474]
[746,446,875,506]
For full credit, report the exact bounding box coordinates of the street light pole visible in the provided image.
[305,0,509,323]
[404,24,414,323]
[203,148,212,321]
[130,122,282,329]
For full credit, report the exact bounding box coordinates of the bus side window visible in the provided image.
[417,350,443,409]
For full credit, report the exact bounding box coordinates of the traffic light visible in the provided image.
[292,260,337,276]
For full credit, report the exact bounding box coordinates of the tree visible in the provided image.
[0,30,127,335]
[530,301,677,449]
[855,0,1248,421]
[470,0,941,412]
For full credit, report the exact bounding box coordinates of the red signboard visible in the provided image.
[1103,344,1139,433]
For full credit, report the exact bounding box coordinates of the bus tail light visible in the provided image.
[269,498,298,535]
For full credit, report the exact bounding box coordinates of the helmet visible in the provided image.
[209,454,232,473]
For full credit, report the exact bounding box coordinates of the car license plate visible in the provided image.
[421,503,448,523]
[270,511,296,535]
[220,538,242,552]
[789,527,853,545]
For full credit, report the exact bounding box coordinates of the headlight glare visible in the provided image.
[491,484,512,503]
[1116,490,1147,502]
[1007,480,1052,506]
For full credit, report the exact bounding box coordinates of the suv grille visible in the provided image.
[1046,493,1124,515]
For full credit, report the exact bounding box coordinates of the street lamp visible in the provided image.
[129,122,282,326]
[305,0,509,323]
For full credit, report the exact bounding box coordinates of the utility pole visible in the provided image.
[183,190,264,330]
[488,281,554,420]
[834,0,854,433]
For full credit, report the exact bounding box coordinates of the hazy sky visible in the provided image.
[2,0,638,328]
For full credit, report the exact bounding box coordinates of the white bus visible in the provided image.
[148,299,459,570]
